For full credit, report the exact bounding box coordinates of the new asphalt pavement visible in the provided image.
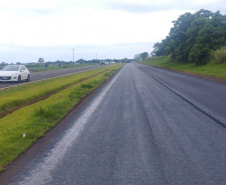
[1,63,226,185]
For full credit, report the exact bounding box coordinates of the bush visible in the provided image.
[212,48,226,64]
[189,44,210,65]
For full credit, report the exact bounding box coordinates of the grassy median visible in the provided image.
[28,63,97,72]
[0,64,123,172]
[0,65,119,118]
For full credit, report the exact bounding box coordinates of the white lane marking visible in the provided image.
[19,67,123,185]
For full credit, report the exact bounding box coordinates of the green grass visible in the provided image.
[0,64,123,172]
[0,63,97,72]
[0,65,119,116]
[141,56,226,79]
[28,63,97,72]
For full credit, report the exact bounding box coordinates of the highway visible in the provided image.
[0,65,105,89]
[1,63,226,184]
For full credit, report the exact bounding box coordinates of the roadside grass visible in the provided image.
[141,56,226,79]
[0,65,119,117]
[0,64,123,172]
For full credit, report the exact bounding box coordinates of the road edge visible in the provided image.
[140,63,226,85]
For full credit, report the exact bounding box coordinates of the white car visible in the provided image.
[0,65,30,83]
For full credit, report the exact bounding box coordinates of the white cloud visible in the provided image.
[0,6,182,46]
[0,0,225,63]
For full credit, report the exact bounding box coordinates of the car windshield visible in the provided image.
[2,66,20,71]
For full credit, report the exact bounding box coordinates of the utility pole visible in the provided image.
[72,49,75,66]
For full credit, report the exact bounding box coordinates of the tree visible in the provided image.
[140,52,149,60]
[77,59,87,64]
[134,54,141,60]
[134,52,149,60]
[38,58,45,63]
[1,62,7,66]
[152,9,226,65]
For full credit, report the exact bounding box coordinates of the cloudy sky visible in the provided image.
[0,0,225,63]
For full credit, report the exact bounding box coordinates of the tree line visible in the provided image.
[134,52,149,61]
[0,58,133,68]
[152,9,226,65]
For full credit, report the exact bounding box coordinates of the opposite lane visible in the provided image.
[0,65,105,89]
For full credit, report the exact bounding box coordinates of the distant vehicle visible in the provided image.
[105,62,109,64]
[111,62,115,64]
[0,65,30,83]
[100,61,105,65]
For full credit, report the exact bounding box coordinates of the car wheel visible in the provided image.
[17,75,21,83]
[26,74,30,82]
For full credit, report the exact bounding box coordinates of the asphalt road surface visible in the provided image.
[1,63,226,185]
[0,65,105,89]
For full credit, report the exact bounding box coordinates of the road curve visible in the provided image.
[0,65,105,89]
[1,63,226,185]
